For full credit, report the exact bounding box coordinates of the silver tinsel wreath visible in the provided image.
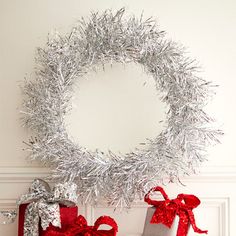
[21,8,222,207]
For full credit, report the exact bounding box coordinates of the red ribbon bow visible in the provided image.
[44,215,118,236]
[144,186,208,236]
[67,215,118,236]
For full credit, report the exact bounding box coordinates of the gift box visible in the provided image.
[17,179,78,236]
[142,186,208,236]
[18,203,78,236]
[142,207,179,236]
[45,214,118,236]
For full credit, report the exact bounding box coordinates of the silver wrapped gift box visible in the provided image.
[142,207,179,236]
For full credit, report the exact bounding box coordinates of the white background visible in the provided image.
[0,0,236,235]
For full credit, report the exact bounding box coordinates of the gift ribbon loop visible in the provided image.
[94,215,118,232]
[144,186,208,236]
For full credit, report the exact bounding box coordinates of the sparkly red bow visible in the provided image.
[44,215,118,236]
[144,186,208,236]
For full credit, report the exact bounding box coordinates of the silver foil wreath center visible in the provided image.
[22,9,222,207]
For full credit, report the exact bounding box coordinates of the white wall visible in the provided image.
[0,0,235,235]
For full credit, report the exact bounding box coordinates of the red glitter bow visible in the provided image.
[67,215,118,236]
[144,186,208,236]
[44,215,118,236]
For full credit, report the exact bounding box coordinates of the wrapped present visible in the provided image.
[18,203,78,236]
[44,215,118,236]
[142,207,179,236]
[142,186,208,236]
[17,179,78,236]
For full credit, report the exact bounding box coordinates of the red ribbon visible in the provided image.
[144,186,208,236]
[44,215,118,236]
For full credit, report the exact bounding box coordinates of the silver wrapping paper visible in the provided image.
[0,210,17,225]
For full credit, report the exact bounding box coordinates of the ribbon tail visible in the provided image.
[176,212,189,236]
[187,209,208,234]
[38,201,61,230]
[24,202,40,236]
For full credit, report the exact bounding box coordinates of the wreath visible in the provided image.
[22,8,221,207]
